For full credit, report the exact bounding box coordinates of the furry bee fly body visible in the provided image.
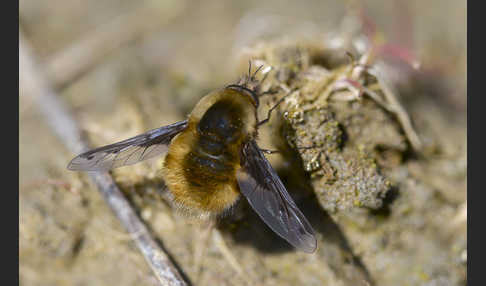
[162,85,259,217]
[68,64,317,253]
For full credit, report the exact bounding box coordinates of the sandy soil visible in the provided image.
[20,1,466,285]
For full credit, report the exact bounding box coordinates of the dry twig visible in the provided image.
[368,67,422,152]
[44,1,185,90]
[20,31,188,286]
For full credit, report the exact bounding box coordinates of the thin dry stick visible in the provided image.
[20,32,188,286]
[360,84,422,152]
[44,2,185,90]
[349,51,422,152]
[369,67,422,152]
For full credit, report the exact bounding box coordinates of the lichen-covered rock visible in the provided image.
[240,42,407,220]
[283,102,395,215]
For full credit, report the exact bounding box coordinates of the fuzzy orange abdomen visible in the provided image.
[162,126,242,216]
[161,89,256,217]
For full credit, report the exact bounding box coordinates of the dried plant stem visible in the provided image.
[20,31,188,286]
[368,68,422,152]
[44,2,184,90]
[212,230,244,277]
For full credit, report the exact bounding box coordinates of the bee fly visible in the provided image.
[68,64,317,253]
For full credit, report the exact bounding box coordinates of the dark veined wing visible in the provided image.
[67,120,188,171]
[236,140,317,253]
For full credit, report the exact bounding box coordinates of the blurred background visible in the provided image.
[19,0,466,285]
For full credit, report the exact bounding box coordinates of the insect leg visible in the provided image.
[258,88,297,127]
[259,87,278,97]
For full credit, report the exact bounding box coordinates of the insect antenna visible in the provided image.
[251,64,264,80]
[259,66,271,86]
[245,60,252,87]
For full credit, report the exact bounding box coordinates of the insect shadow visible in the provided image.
[121,148,373,284]
[217,145,374,283]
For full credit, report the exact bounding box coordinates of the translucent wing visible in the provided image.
[67,120,188,171]
[237,140,317,253]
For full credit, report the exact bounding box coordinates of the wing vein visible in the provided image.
[67,120,188,171]
[236,140,317,253]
